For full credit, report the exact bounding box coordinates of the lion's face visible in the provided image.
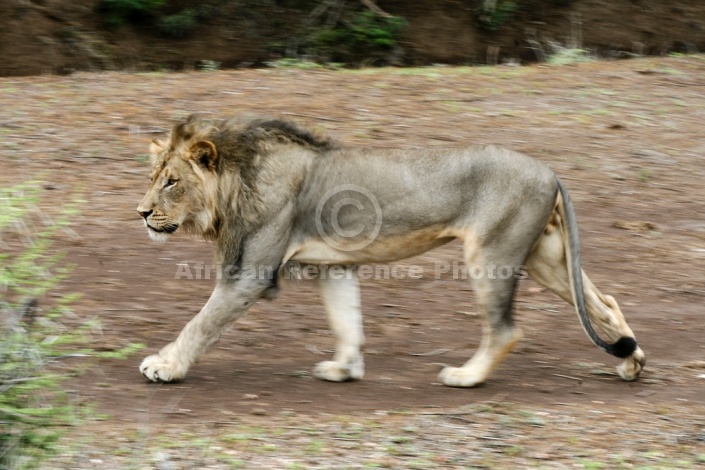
[137,139,219,241]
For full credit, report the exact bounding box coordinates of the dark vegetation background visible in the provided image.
[2,0,704,76]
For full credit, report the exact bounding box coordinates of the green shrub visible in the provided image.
[310,11,407,64]
[98,0,167,26]
[197,60,222,71]
[0,182,142,468]
[479,1,517,32]
[265,58,325,69]
[158,9,197,38]
[1,305,75,469]
[0,184,75,301]
[547,47,592,65]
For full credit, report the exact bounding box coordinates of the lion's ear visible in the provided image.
[189,140,218,171]
[149,139,167,164]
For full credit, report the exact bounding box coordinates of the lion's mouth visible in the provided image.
[147,223,180,234]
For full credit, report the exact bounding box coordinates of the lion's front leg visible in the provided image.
[314,266,365,382]
[140,282,260,383]
[140,340,191,383]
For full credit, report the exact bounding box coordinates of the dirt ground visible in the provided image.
[1,56,704,468]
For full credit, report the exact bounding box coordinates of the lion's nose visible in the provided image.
[138,209,153,220]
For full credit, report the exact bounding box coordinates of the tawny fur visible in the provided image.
[136,115,645,387]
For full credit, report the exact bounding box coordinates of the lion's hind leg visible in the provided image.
[439,239,525,387]
[525,216,645,380]
[313,266,365,382]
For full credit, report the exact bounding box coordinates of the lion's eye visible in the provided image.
[164,178,177,189]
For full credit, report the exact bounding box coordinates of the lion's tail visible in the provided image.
[555,178,637,359]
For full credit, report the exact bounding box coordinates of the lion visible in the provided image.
[136,114,645,387]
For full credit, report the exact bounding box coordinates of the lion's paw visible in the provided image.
[616,346,646,381]
[314,358,364,382]
[438,366,485,388]
[139,353,188,383]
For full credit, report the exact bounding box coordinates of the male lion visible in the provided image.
[136,115,645,387]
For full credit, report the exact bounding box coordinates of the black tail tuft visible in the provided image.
[607,337,637,359]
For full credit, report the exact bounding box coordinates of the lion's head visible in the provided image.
[137,116,220,241]
[138,114,336,244]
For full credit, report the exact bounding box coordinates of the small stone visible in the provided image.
[612,221,658,232]
[630,149,676,164]
[251,408,267,416]
[683,360,705,369]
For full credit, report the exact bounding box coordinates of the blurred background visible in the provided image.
[2,0,704,76]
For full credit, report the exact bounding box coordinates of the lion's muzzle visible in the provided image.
[146,222,180,234]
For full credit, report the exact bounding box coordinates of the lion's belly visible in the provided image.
[287,229,456,265]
